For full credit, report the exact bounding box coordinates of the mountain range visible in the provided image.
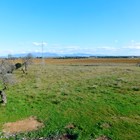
[11,52,94,58]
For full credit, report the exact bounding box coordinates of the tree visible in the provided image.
[22,53,33,73]
[7,54,12,60]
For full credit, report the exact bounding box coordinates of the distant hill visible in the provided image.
[11,52,93,58]
[0,52,140,58]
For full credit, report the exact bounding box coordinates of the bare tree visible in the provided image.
[7,54,12,60]
[22,53,33,73]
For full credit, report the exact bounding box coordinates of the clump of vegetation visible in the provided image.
[15,63,22,69]
[132,86,140,91]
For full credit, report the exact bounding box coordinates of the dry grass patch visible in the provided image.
[95,135,112,140]
[2,116,43,135]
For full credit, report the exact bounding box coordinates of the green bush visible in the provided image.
[15,63,22,69]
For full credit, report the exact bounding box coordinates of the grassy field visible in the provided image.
[0,58,140,140]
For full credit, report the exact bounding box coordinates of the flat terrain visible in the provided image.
[8,57,140,65]
[0,58,140,139]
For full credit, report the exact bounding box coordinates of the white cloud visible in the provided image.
[98,46,117,51]
[124,46,140,49]
[34,49,40,52]
[33,42,48,46]
[66,46,80,49]
[123,42,140,49]
[1,40,140,57]
[44,45,82,54]
[33,42,40,46]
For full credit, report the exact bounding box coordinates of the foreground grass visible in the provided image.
[0,63,140,140]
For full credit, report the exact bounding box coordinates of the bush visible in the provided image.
[15,63,22,69]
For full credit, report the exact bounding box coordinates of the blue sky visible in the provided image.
[0,0,140,56]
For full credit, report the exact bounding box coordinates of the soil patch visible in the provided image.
[2,116,43,135]
[95,135,111,140]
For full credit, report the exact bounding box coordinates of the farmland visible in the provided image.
[0,58,140,140]
[8,57,140,65]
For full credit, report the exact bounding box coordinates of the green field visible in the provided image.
[0,63,140,140]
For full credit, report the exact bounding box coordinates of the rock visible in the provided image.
[0,90,7,104]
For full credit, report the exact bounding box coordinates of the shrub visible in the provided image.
[15,63,22,69]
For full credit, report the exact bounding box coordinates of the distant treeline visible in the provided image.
[90,56,140,58]
[51,56,140,59]
[1,56,140,59]
[53,56,88,59]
